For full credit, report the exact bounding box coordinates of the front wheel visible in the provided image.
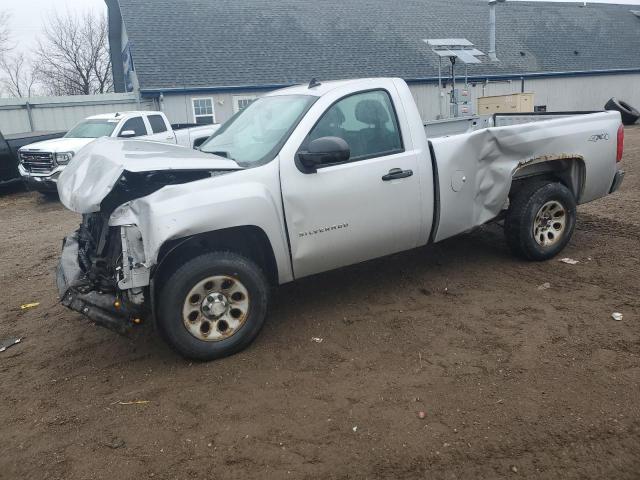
[505,181,577,261]
[156,251,270,361]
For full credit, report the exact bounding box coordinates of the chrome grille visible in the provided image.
[20,151,55,174]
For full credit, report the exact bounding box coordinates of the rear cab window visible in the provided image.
[119,117,148,137]
[147,114,168,134]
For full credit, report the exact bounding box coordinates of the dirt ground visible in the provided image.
[1,127,639,480]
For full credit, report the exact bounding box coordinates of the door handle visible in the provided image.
[382,168,413,181]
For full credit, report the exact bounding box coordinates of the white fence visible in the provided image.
[0,93,156,135]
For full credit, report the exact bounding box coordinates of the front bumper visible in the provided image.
[18,164,62,192]
[609,170,625,194]
[56,233,138,335]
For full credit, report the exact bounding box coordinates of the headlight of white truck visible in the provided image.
[55,152,74,165]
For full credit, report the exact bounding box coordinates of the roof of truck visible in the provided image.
[267,78,383,97]
[113,0,640,91]
[86,111,156,120]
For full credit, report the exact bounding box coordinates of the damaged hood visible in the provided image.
[19,137,95,154]
[58,137,240,213]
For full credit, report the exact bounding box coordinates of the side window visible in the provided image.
[307,90,403,161]
[119,117,147,137]
[147,114,168,133]
[193,98,215,124]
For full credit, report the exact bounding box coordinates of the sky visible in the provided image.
[4,0,107,55]
[3,0,640,58]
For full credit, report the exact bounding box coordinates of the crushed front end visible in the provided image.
[57,214,147,334]
[54,138,242,333]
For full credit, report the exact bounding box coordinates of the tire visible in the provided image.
[156,251,269,361]
[40,191,59,201]
[605,97,640,126]
[505,181,576,261]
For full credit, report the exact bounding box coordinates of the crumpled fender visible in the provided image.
[109,163,293,283]
[430,111,619,242]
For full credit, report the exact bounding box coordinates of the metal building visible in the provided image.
[105,0,640,125]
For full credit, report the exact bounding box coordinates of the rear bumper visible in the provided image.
[57,233,135,335]
[609,170,625,194]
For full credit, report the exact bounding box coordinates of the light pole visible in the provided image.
[488,0,506,62]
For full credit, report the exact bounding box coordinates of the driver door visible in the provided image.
[280,88,423,279]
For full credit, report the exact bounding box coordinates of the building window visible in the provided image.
[233,95,258,114]
[192,98,215,124]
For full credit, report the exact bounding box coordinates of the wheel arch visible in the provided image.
[511,155,585,201]
[152,225,280,295]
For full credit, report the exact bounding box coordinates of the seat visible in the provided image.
[354,99,399,156]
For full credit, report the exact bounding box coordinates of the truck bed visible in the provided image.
[428,111,621,243]
[423,111,605,139]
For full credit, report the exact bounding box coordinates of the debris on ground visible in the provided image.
[417,411,427,419]
[611,312,623,322]
[20,302,40,310]
[101,437,126,449]
[0,337,22,353]
[113,400,151,406]
[311,337,323,343]
[559,258,579,265]
[537,282,551,290]
[511,465,519,473]
[352,426,358,432]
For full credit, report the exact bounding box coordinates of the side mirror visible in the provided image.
[298,136,350,171]
[119,130,136,138]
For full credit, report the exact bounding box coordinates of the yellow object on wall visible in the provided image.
[477,93,534,114]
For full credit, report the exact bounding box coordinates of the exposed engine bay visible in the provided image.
[101,169,213,213]
[79,169,216,291]
[77,213,121,292]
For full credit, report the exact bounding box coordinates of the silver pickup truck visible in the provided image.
[56,78,625,360]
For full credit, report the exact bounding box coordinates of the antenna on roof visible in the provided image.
[308,78,321,88]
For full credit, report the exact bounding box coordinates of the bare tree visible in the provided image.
[36,10,112,96]
[0,10,12,58]
[0,53,38,97]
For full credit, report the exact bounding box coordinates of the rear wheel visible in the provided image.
[505,181,576,261]
[156,251,269,361]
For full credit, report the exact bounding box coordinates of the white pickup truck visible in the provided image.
[18,111,218,192]
[55,78,625,361]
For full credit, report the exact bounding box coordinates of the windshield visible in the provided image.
[65,119,118,138]
[199,94,316,167]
